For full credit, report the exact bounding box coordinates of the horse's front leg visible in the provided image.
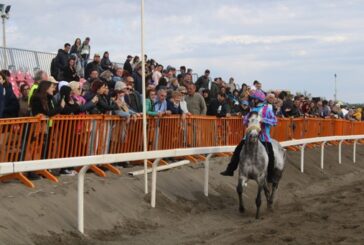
[236,176,245,213]
[255,183,263,219]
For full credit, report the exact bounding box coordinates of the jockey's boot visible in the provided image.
[220,139,245,177]
[220,169,234,176]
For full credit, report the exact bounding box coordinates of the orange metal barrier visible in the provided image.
[2,115,364,187]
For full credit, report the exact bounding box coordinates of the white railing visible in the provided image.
[0,135,363,234]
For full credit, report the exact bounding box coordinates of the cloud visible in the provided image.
[2,0,364,102]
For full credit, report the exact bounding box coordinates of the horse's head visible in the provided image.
[245,112,262,143]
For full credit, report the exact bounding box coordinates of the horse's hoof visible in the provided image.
[239,207,245,213]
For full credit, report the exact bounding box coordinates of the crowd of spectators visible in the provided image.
[1,38,364,123]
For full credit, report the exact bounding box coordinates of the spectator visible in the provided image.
[289,96,303,117]
[156,77,168,91]
[202,89,211,108]
[177,86,190,114]
[111,83,136,120]
[62,57,80,82]
[167,91,184,115]
[80,37,91,68]
[132,56,140,70]
[209,78,220,99]
[321,100,331,118]
[125,77,143,113]
[227,77,236,92]
[274,99,284,117]
[69,81,98,113]
[168,78,179,91]
[85,53,103,79]
[179,66,186,76]
[345,109,355,121]
[99,70,114,89]
[101,51,113,71]
[70,38,82,58]
[154,89,171,115]
[0,71,20,118]
[182,73,193,87]
[123,55,133,75]
[266,93,275,105]
[132,65,143,94]
[85,79,119,114]
[112,67,124,84]
[195,69,210,91]
[18,84,30,117]
[59,86,81,115]
[30,80,64,117]
[28,70,49,104]
[82,70,99,93]
[145,89,159,116]
[53,43,71,80]
[185,84,207,115]
[207,92,230,117]
[353,108,362,121]
[152,65,163,87]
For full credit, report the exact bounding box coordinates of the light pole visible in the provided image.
[334,73,337,102]
[0,4,11,69]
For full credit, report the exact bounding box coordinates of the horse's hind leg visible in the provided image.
[236,177,245,213]
[255,184,263,219]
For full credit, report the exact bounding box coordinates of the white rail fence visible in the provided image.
[0,135,363,234]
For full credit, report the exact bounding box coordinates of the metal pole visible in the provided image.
[141,0,148,194]
[353,139,358,163]
[338,140,343,164]
[78,165,90,234]
[204,153,213,197]
[300,144,306,173]
[320,141,326,170]
[151,158,161,208]
[2,17,7,69]
[334,74,337,102]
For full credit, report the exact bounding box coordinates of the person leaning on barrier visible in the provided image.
[154,89,171,116]
[167,91,184,115]
[0,71,20,118]
[145,88,159,116]
[69,81,98,114]
[84,79,118,114]
[30,80,65,117]
[184,83,207,115]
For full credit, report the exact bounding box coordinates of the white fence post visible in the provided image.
[78,165,90,234]
[353,139,358,163]
[300,144,306,173]
[339,140,344,164]
[151,158,161,208]
[321,141,326,170]
[204,153,213,197]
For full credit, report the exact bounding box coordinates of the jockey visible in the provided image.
[220,90,277,183]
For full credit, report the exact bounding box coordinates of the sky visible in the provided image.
[3,0,364,102]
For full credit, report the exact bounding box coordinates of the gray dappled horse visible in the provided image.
[236,112,286,219]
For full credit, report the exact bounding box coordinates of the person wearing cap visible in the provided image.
[123,55,133,75]
[84,53,103,80]
[221,90,277,181]
[195,69,211,92]
[231,100,250,116]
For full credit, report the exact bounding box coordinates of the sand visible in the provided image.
[1,144,364,244]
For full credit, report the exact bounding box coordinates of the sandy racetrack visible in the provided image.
[1,144,364,244]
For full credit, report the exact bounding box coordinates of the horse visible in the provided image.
[236,111,286,219]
